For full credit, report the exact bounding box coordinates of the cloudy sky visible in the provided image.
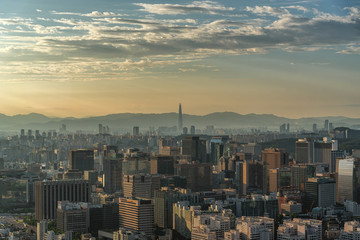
[0,0,359,118]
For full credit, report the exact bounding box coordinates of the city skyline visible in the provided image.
[0,0,360,118]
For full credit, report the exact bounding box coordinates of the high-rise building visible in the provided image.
[150,155,175,175]
[37,221,47,240]
[89,203,119,235]
[290,163,316,191]
[133,126,140,136]
[178,103,183,133]
[325,119,329,131]
[295,138,314,163]
[182,127,188,135]
[118,198,154,236]
[98,124,103,134]
[35,179,90,221]
[69,149,94,172]
[26,179,36,204]
[330,150,346,173]
[242,161,268,195]
[190,126,196,135]
[103,158,123,193]
[154,187,200,229]
[123,174,152,199]
[313,123,317,132]
[239,194,278,219]
[262,148,289,169]
[336,157,359,203]
[173,202,201,239]
[56,201,89,233]
[182,136,207,162]
[268,168,291,193]
[175,162,212,192]
[304,177,336,211]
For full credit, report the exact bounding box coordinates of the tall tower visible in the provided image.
[178,103,183,132]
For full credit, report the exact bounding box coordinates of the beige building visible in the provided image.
[119,197,154,236]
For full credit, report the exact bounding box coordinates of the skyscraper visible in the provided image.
[69,149,94,172]
[336,158,359,203]
[35,180,90,221]
[178,103,183,133]
[118,198,154,236]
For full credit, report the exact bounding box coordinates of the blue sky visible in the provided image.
[0,0,359,118]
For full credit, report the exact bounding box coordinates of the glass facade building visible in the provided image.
[336,158,359,204]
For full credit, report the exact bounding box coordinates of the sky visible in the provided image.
[0,0,360,118]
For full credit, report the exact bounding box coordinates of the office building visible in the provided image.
[290,163,316,191]
[84,170,98,186]
[280,201,302,215]
[35,179,90,221]
[210,136,229,165]
[236,216,274,240]
[175,162,212,192]
[262,148,289,169]
[154,187,200,229]
[150,155,175,175]
[336,157,359,203]
[325,120,329,131]
[304,177,336,211]
[119,198,154,236]
[181,136,207,162]
[344,200,360,217]
[239,194,278,219]
[123,174,152,199]
[69,149,94,172]
[278,219,322,240]
[313,123,317,132]
[242,161,268,195]
[268,168,291,193]
[330,150,346,173]
[103,158,122,193]
[295,139,314,163]
[56,201,89,233]
[133,126,140,136]
[190,126,196,135]
[244,143,262,160]
[173,202,201,239]
[37,221,47,240]
[89,203,119,235]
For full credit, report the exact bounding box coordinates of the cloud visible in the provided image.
[245,6,289,16]
[337,46,360,55]
[134,1,234,15]
[36,9,42,13]
[0,4,360,82]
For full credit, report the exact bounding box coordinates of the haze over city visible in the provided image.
[1,0,360,118]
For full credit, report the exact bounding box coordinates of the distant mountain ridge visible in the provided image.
[0,112,359,132]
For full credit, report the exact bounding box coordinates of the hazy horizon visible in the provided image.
[1,110,360,120]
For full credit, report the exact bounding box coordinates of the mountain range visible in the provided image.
[0,112,360,133]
